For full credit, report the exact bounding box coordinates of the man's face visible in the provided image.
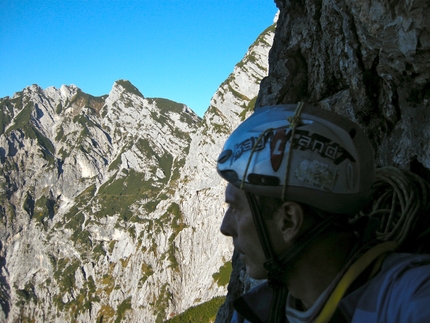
[220,184,283,279]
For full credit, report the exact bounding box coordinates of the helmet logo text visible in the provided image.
[232,128,355,168]
[270,129,288,172]
[293,130,356,165]
[233,136,266,162]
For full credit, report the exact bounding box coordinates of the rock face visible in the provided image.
[0,20,275,322]
[218,0,430,321]
[259,0,430,172]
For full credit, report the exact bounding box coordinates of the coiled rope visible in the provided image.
[359,166,430,249]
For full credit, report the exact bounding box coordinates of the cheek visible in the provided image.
[237,216,265,256]
[238,215,285,262]
[237,214,258,239]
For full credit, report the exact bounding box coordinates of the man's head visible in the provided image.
[217,104,375,280]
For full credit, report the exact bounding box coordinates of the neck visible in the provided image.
[285,231,357,309]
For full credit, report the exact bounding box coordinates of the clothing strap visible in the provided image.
[245,192,287,322]
[315,241,398,323]
[245,192,281,281]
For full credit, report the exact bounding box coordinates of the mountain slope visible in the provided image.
[0,19,275,322]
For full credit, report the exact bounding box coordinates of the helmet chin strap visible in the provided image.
[245,191,338,322]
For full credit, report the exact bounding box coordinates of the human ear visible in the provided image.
[277,202,305,243]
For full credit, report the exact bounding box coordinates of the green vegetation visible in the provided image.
[140,262,154,286]
[33,195,57,230]
[15,282,37,307]
[95,169,156,221]
[53,258,81,293]
[150,98,184,114]
[164,296,226,323]
[201,106,230,138]
[97,271,116,299]
[23,192,34,218]
[68,89,106,116]
[155,203,187,271]
[227,83,250,102]
[53,268,100,317]
[147,97,200,134]
[169,157,186,185]
[55,125,64,141]
[65,211,85,230]
[108,152,123,172]
[55,102,63,114]
[115,297,132,323]
[93,243,106,260]
[73,114,98,149]
[0,201,17,226]
[0,98,16,135]
[50,254,101,317]
[212,261,232,287]
[239,96,257,121]
[6,102,33,133]
[152,284,172,323]
[61,186,95,224]
[97,305,115,322]
[116,80,144,98]
[58,147,68,160]
[134,138,173,182]
[4,101,56,165]
[55,185,97,249]
[256,24,276,45]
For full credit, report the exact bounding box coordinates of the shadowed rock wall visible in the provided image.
[258,0,430,173]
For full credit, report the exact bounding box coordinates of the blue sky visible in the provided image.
[0,1,277,117]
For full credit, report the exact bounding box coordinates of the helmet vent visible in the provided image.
[218,149,232,164]
[349,128,357,139]
[248,173,280,186]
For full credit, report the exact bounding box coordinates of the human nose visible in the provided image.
[220,207,236,237]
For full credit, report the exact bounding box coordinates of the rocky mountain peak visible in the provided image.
[0,19,276,322]
[111,79,145,99]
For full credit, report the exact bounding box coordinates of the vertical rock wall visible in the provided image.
[258,0,430,173]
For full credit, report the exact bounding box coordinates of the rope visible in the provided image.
[359,166,430,247]
[282,102,305,200]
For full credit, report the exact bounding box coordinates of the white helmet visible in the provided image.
[217,104,375,215]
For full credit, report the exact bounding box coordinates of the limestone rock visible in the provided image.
[0,20,275,322]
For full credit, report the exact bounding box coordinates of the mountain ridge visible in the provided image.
[0,20,275,322]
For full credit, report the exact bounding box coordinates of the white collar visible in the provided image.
[285,286,330,323]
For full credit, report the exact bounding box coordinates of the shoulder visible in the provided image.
[380,253,430,322]
[343,252,430,323]
[377,252,430,299]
